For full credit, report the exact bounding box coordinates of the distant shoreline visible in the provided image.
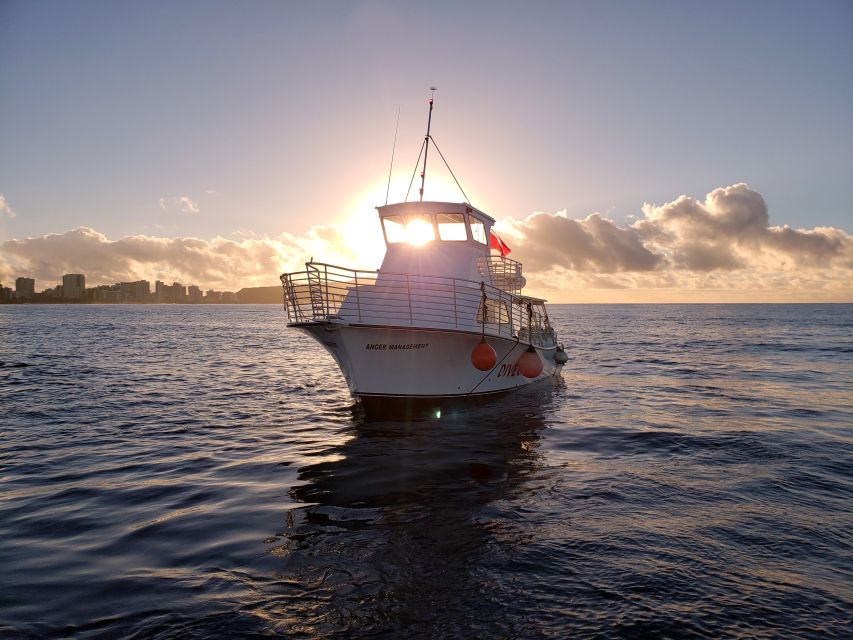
[2,301,850,306]
[0,301,281,305]
[1,285,283,305]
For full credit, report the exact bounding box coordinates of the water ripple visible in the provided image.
[1,303,851,638]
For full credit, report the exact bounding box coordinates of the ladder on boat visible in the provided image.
[306,263,326,318]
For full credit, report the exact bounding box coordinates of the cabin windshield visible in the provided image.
[436,213,467,241]
[383,216,406,243]
[382,210,490,247]
[382,214,438,245]
[404,214,435,245]
[469,217,487,244]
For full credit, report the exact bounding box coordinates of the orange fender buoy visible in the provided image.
[471,337,497,371]
[517,346,543,378]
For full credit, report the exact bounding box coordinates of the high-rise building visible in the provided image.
[90,284,119,302]
[42,285,63,299]
[171,282,186,302]
[136,280,151,301]
[15,277,35,300]
[118,280,150,302]
[155,280,170,303]
[187,285,203,303]
[62,274,85,299]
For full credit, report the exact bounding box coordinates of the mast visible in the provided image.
[418,87,436,202]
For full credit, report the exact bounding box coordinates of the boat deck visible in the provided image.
[281,262,556,348]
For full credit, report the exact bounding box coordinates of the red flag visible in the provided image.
[489,231,511,257]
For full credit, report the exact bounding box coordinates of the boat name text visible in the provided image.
[496,363,521,377]
[365,343,429,351]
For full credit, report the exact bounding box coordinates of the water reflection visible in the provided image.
[260,381,561,636]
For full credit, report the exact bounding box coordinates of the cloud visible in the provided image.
[0,223,375,289]
[0,193,16,219]
[632,184,852,272]
[500,211,662,273]
[497,183,853,301]
[1,184,850,301]
[159,195,200,213]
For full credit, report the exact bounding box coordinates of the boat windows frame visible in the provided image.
[379,209,492,248]
[436,212,469,242]
[467,209,488,245]
[381,215,407,245]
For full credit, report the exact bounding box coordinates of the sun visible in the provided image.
[404,217,435,246]
[342,176,467,266]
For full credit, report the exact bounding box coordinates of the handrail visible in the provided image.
[478,255,524,294]
[354,271,361,321]
[280,262,556,348]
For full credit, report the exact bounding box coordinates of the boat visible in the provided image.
[280,94,567,415]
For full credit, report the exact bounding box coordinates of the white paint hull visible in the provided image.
[292,322,561,401]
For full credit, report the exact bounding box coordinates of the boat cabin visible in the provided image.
[376,201,495,282]
[281,199,548,344]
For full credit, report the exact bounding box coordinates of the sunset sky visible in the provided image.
[1,0,851,301]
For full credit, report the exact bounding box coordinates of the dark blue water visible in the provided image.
[1,304,851,638]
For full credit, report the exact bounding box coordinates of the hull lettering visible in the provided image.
[497,363,520,378]
[365,343,429,351]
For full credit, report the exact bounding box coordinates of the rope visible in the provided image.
[428,135,470,204]
[480,281,487,335]
[404,138,427,202]
[468,280,516,395]
[467,334,520,396]
[385,106,400,206]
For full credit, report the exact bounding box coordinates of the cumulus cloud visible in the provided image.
[498,183,853,300]
[0,193,16,219]
[0,221,379,290]
[633,184,852,272]
[501,211,662,273]
[1,184,850,301]
[159,195,200,213]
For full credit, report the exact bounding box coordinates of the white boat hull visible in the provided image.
[292,322,561,402]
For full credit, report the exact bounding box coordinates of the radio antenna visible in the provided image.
[418,87,436,202]
[384,106,400,206]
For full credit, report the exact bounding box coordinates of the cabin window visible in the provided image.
[476,298,511,324]
[469,217,487,244]
[383,216,406,243]
[437,213,467,241]
[404,214,436,245]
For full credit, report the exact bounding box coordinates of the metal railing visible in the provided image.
[478,256,524,294]
[280,262,556,347]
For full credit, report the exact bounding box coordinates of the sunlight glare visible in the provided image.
[405,218,435,246]
[344,175,464,264]
[340,211,386,268]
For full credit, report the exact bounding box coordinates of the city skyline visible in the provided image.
[1,1,852,302]
[0,271,265,304]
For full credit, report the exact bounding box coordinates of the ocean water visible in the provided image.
[1,303,851,639]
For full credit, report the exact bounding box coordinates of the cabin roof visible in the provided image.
[376,201,496,224]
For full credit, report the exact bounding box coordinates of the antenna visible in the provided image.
[418,87,436,202]
[385,106,400,206]
[403,88,471,205]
